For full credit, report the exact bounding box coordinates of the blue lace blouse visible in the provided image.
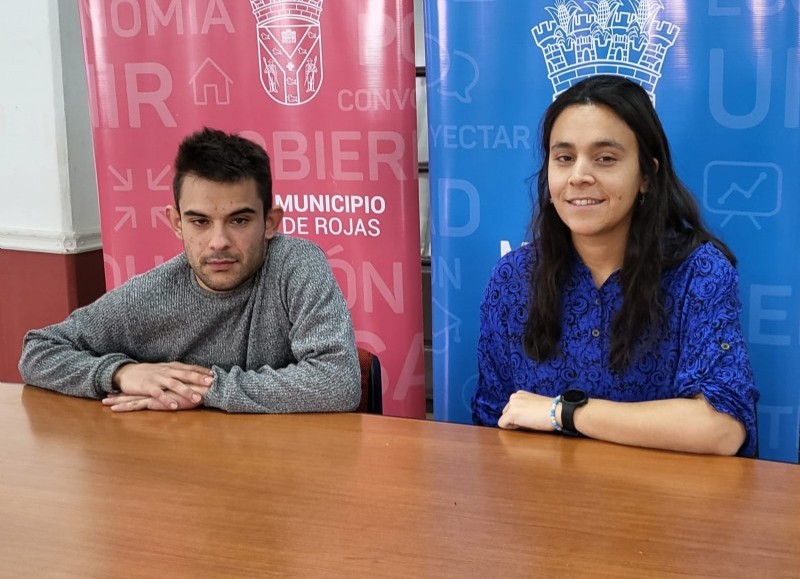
[472,242,759,457]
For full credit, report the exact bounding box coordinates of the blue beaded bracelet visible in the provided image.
[549,395,562,432]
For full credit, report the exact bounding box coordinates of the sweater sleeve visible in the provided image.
[203,242,361,413]
[18,289,136,398]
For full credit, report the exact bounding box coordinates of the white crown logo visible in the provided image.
[251,0,324,106]
[532,0,679,104]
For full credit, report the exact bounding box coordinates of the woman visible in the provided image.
[472,75,758,456]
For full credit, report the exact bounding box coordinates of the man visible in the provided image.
[19,127,361,413]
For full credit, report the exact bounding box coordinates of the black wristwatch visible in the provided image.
[560,389,588,436]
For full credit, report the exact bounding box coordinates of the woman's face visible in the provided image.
[547,103,647,253]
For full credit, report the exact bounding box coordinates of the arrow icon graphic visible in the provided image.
[147,165,171,191]
[108,166,133,191]
[114,206,137,231]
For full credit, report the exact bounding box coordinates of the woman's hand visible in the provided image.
[498,390,559,431]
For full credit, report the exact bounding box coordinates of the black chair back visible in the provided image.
[356,348,383,414]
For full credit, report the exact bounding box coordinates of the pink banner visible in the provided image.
[79,0,425,417]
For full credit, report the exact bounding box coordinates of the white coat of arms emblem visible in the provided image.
[532,0,679,104]
[251,0,324,106]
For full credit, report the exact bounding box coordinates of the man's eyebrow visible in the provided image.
[182,207,259,218]
[182,210,208,218]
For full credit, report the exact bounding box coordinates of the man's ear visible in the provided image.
[165,205,183,240]
[265,206,284,240]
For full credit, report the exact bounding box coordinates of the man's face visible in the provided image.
[167,176,283,292]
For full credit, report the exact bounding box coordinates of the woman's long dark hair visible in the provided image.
[525,75,735,373]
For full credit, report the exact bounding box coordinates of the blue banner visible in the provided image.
[424,0,800,462]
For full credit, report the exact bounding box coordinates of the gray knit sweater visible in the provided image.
[18,234,361,413]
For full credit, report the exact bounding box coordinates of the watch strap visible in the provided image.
[560,390,588,436]
[561,401,580,436]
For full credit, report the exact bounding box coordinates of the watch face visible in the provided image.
[562,389,588,404]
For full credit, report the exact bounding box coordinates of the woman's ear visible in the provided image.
[641,158,660,193]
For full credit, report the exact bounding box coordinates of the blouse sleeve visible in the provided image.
[672,247,759,456]
[472,249,530,426]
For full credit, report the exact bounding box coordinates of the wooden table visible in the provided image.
[1,384,798,578]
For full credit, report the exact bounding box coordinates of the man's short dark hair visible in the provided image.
[172,127,273,213]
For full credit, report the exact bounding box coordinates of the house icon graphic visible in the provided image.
[189,58,234,106]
